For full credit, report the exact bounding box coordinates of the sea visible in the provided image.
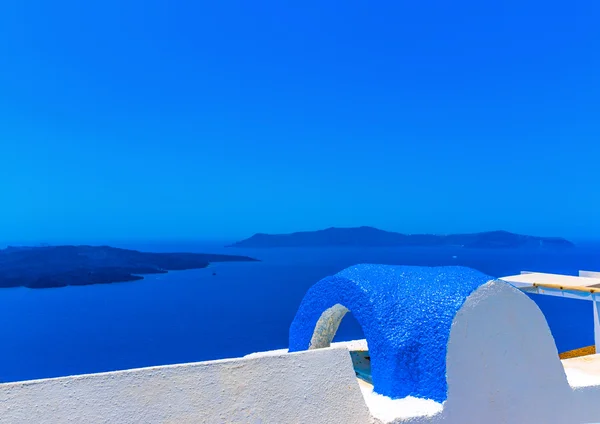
[1,241,599,383]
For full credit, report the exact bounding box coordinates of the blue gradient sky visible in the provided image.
[1,1,599,243]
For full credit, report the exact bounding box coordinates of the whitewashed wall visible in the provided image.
[440,280,574,424]
[387,280,600,424]
[0,347,374,424]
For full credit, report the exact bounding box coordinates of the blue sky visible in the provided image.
[1,0,599,242]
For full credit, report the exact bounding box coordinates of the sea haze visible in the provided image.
[0,242,599,383]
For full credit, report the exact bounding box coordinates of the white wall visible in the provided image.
[0,347,374,424]
[441,280,574,424]
[383,280,600,424]
[580,271,600,279]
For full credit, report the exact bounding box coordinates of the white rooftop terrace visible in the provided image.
[501,270,600,353]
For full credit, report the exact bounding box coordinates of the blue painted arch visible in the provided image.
[289,264,494,402]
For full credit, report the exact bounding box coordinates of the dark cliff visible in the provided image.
[0,245,258,289]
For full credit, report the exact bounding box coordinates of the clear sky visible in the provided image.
[1,0,599,243]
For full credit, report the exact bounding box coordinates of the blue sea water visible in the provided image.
[0,242,599,383]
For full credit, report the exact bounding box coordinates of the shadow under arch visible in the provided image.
[308,303,350,349]
[289,264,493,402]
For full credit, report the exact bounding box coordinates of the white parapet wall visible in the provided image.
[0,346,374,424]
[580,270,600,279]
[440,280,575,424]
[378,280,600,424]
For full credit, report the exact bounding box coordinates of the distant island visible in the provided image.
[0,245,258,289]
[228,227,575,249]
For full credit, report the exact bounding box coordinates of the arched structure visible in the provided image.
[441,280,573,423]
[289,264,494,402]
